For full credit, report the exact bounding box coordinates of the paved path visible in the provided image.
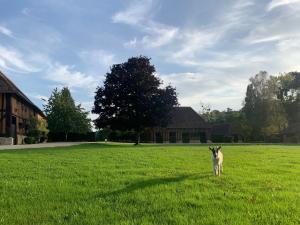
[0,142,86,151]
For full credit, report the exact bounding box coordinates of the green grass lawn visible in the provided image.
[0,143,299,225]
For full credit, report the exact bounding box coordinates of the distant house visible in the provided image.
[211,123,243,143]
[0,71,46,144]
[142,107,211,143]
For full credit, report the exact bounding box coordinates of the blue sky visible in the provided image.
[1,0,300,119]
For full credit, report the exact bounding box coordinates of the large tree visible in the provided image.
[93,56,178,144]
[199,103,242,125]
[44,87,91,141]
[276,72,300,141]
[242,71,287,141]
[277,72,300,123]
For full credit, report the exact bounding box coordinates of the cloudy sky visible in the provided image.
[1,0,300,117]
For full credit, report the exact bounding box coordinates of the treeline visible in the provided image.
[201,71,300,142]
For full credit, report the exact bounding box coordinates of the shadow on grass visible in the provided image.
[0,143,133,154]
[98,173,209,198]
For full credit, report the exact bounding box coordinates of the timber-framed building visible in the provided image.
[0,71,45,144]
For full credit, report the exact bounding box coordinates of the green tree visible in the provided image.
[26,117,49,143]
[200,103,242,125]
[93,56,178,144]
[276,72,300,141]
[44,87,91,141]
[242,71,288,141]
[278,72,300,123]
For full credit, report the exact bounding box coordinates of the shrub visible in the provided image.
[211,135,233,143]
[24,136,36,144]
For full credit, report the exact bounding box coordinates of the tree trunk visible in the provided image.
[65,132,68,142]
[135,132,140,145]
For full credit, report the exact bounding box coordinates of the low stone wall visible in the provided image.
[0,137,14,145]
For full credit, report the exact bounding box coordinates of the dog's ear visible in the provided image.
[209,146,214,151]
[217,146,222,150]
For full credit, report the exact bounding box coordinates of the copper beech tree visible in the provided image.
[93,56,178,144]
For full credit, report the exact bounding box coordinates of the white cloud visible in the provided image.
[140,22,178,48]
[168,30,220,66]
[124,37,137,48]
[0,25,13,37]
[78,101,94,111]
[46,63,97,93]
[266,0,300,11]
[246,35,283,44]
[128,23,178,49]
[79,50,116,68]
[243,9,300,45]
[160,72,248,111]
[277,37,300,51]
[163,0,256,67]
[32,94,49,102]
[241,0,300,73]
[112,0,178,48]
[21,8,31,16]
[112,0,153,25]
[0,45,38,73]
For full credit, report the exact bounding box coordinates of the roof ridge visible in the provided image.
[0,70,45,117]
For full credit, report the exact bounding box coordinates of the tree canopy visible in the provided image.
[200,104,242,125]
[242,71,289,141]
[277,72,300,124]
[93,56,178,144]
[44,87,91,141]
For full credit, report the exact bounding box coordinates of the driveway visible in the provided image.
[0,142,86,151]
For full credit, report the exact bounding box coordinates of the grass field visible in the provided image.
[0,143,299,225]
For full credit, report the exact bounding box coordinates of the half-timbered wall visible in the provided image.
[0,93,44,144]
[0,93,6,135]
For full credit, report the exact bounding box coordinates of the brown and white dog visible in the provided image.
[209,146,223,176]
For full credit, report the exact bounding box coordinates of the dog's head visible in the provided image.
[209,146,221,158]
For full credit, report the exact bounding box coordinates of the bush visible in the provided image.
[211,135,233,143]
[24,137,36,144]
[39,135,47,143]
[47,132,96,142]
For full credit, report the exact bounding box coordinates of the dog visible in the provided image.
[209,146,223,176]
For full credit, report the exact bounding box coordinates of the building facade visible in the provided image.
[0,71,46,144]
[143,107,211,143]
[211,123,243,143]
